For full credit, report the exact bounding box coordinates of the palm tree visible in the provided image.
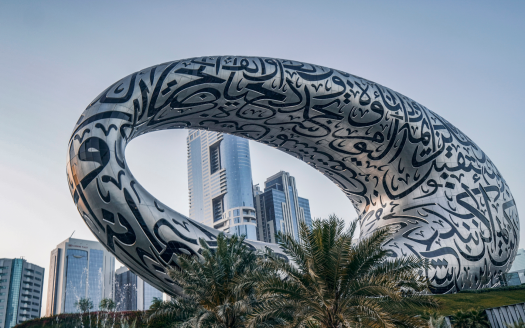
[451,309,489,328]
[248,215,439,328]
[507,320,525,328]
[99,298,116,311]
[149,234,272,328]
[424,311,447,328]
[74,297,93,314]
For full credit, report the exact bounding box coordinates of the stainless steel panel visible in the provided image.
[67,56,520,296]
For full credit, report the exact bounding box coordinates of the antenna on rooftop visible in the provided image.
[70,230,75,239]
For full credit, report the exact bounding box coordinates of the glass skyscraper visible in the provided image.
[115,267,162,311]
[187,130,257,239]
[510,248,525,272]
[0,258,45,328]
[254,171,312,243]
[46,238,115,315]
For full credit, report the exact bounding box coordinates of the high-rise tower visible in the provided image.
[114,267,162,311]
[45,238,115,315]
[0,258,44,328]
[187,130,257,239]
[254,171,312,243]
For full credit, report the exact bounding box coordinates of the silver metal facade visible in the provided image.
[67,56,520,295]
[485,303,525,328]
[510,248,525,272]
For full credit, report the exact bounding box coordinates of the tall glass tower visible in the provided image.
[253,171,312,243]
[187,130,257,239]
[0,258,44,328]
[45,238,115,315]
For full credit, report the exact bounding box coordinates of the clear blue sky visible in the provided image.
[0,0,524,309]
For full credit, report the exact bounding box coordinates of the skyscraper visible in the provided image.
[254,171,312,243]
[114,267,162,311]
[0,259,44,328]
[45,238,115,315]
[187,130,257,239]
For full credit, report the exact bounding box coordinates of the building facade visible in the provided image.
[510,248,525,272]
[0,259,44,328]
[187,130,257,239]
[45,238,115,315]
[254,171,312,243]
[114,267,162,311]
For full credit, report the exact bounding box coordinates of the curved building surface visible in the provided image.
[67,56,520,295]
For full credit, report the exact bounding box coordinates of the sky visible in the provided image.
[0,0,524,311]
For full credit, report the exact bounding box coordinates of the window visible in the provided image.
[34,278,41,281]
[33,290,39,293]
[0,280,6,283]
[31,309,38,312]
[209,143,221,174]
[34,284,40,287]
[212,197,224,222]
[32,296,39,300]
[0,300,4,303]
[0,287,5,290]
[0,293,4,296]
[35,271,41,275]
[32,302,38,306]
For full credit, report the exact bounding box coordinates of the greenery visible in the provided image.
[14,311,145,328]
[148,233,271,328]
[75,297,94,313]
[433,288,525,316]
[100,298,116,311]
[16,215,525,328]
[450,309,489,328]
[247,216,438,328]
[421,311,447,328]
[506,320,525,328]
[458,284,525,294]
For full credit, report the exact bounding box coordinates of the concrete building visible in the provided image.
[254,171,312,243]
[114,267,162,311]
[0,259,44,328]
[187,130,257,239]
[45,238,115,315]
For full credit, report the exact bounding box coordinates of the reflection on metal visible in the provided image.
[485,302,525,327]
[67,56,520,295]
